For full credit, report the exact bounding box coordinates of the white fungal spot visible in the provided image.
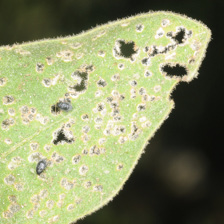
[8,108,15,116]
[46,200,55,209]
[60,178,75,190]
[4,138,12,144]
[118,136,128,144]
[117,164,124,170]
[154,85,161,92]
[14,183,24,191]
[72,155,81,164]
[79,165,88,175]
[67,204,75,211]
[95,90,102,97]
[98,50,105,57]
[136,24,144,32]
[84,181,92,188]
[144,70,152,77]
[4,174,15,185]
[3,96,14,105]
[118,63,125,70]
[155,27,165,39]
[93,185,103,192]
[161,19,170,27]
[36,63,44,73]
[56,50,74,62]
[30,142,39,151]
[42,78,52,87]
[69,42,82,49]
[28,152,43,163]
[52,152,64,163]
[99,138,106,145]
[46,57,54,65]
[0,77,7,86]
[39,210,47,217]
[111,73,120,81]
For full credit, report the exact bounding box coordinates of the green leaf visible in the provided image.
[0,11,211,224]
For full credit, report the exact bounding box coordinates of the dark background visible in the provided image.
[0,0,223,224]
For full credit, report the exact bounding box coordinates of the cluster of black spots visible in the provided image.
[36,160,47,175]
[114,39,138,59]
[53,128,74,145]
[161,63,187,78]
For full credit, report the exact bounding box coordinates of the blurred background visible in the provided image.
[0,0,223,223]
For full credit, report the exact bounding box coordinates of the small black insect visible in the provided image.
[57,101,73,112]
[36,159,47,175]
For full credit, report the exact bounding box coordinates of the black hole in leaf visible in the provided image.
[173,28,186,44]
[117,40,136,58]
[162,64,187,77]
[53,129,74,145]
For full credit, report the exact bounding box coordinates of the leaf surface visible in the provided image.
[0,11,211,224]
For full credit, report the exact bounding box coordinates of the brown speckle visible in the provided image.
[3,96,14,105]
[137,104,146,111]
[0,77,7,86]
[79,165,88,175]
[72,155,81,164]
[118,63,125,70]
[42,78,52,87]
[46,57,54,65]
[93,185,103,192]
[4,174,15,185]
[67,204,75,211]
[52,152,64,163]
[30,142,39,151]
[97,79,107,87]
[1,118,14,130]
[84,181,92,188]
[117,164,124,170]
[81,114,89,121]
[36,63,44,73]
[46,200,55,209]
[136,24,144,32]
[98,50,105,57]
[8,108,15,116]
[39,210,47,217]
[14,183,24,191]
[4,138,12,144]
